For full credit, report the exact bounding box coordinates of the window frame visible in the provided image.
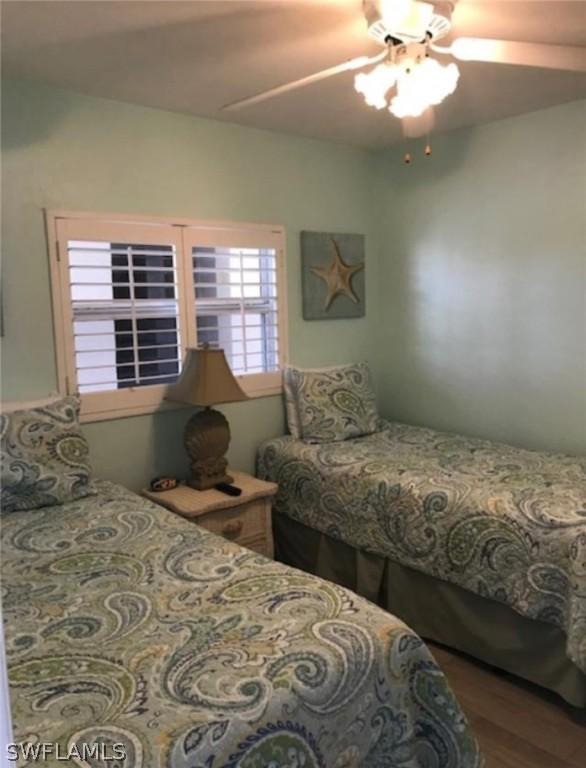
[46,210,289,422]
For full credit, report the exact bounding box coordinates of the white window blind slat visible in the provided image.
[75,356,182,371]
[74,342,179,355]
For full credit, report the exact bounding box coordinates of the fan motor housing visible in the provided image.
[364,0,453,46]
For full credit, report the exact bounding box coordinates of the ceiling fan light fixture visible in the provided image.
[389,56,459,118]
[221,1,585,120]
[354,62,397,109]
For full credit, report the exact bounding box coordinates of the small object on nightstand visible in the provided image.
[215,482,242,497]
[149,476,178,492]
[141,471,277,558]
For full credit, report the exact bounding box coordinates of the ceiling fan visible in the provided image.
[222,0,586,120]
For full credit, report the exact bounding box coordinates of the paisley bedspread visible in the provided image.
[257,421,586,674]
[1,480,481,768]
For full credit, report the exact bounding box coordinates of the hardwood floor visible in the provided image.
[428,643,586,768]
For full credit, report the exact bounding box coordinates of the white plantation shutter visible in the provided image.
[184,226,286,393]
[192,247,279,374]
[69,241,182,392]
[54,218,187,418]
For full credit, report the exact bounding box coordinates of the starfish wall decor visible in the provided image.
[301,230,366,321]
[310,238,364,310]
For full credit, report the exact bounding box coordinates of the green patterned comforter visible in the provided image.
[2,481,481,767]
[258,421,586,674]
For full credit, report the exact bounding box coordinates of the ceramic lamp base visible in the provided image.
[184,407,233,491]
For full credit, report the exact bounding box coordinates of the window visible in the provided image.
[49,213,287,420]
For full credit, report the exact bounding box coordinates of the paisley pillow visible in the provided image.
[283,367,303,438]
[285,363,381,443]
[1,395,94,513]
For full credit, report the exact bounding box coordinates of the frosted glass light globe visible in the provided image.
[389,57,459,118]
[354,63,397,110]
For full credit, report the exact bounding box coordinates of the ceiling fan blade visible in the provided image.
[222,51,387,111]
[432,38,586,72]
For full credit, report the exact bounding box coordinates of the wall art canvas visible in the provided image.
[301,230,365,320]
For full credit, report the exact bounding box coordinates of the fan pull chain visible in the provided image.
[403,137,433,165]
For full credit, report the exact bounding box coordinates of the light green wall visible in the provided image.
[374,99,586,455]
[1,78,380,489]
[2,80,584,491]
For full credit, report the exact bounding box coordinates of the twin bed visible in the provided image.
[4,359,584,768]
[2,479,482,767]
[258,419,586,708]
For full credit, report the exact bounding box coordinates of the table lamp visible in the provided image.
[166,345,248,490]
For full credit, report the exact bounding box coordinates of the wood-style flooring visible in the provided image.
[428,643,586,768]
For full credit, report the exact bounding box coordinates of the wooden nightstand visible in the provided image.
[142,471,277,557]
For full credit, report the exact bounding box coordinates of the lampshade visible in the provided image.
[166,346,248,406]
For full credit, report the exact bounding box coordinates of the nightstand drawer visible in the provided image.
[199,499,267,543]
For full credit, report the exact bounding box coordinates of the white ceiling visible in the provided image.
[2,0,586,148]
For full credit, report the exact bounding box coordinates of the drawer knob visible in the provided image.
[222,519,243,538]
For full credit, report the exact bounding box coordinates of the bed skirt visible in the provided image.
[273,511,586,708]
